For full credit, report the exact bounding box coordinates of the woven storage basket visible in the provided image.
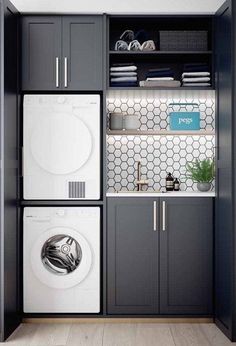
[159,31,208,51]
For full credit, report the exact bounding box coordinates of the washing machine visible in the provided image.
[23,94,100,200]
[23,207,100,313]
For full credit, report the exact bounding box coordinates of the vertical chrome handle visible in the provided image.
[162,201,166,231]
[153,201,157,231]
[21,147,24,177]
[64,57,68,88]
[56,57,59,88]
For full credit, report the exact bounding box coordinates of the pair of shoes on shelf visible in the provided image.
[115,39,156,51]
[115,30,156,51]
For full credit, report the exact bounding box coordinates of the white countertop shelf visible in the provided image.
[107,191,215,198]
[107,130,215,136]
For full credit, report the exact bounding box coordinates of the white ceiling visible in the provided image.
[11,0,225,14]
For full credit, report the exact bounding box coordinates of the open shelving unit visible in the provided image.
[108,15,214,90]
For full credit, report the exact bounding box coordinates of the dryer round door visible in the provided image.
[31,227,93,289]
[30,113,93,175]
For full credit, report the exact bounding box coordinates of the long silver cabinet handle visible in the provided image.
[153,201,157,231]
[21,147,24,177]
[56,57,59,88]
[162,201,166,231]
[64,57,68,88]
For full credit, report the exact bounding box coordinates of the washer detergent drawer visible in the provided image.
[23,94,100,200]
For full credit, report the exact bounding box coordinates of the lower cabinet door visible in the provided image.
[159,197,213,315]
[107,198,159,314]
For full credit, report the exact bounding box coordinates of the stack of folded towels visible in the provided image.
[110,63,138,87]
[182,63,211,87]
[139,68,181,87]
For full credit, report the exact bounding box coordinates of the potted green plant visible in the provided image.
[186,158,215,192]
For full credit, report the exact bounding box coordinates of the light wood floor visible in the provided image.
[2,323,236,346]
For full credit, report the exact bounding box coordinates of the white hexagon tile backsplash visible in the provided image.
[106,90,216,192]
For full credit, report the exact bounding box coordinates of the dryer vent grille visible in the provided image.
[68,181,86,198]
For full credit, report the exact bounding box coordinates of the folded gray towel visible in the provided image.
[182,83,211,87]
[182,77,211,83]
[110,72,137,77]
[139,80,181,87]
[182,72,210,77]
[146,77,174,81]
[111,76,138,82]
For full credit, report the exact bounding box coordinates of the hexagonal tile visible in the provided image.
[140,107,148,116]
[127,157,135,166]
[121,104,128,112]
[134,103,141,112]
[106,93,215,192]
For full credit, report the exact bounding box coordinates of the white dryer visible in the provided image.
[23,207,100,313]
[23,94,100,200]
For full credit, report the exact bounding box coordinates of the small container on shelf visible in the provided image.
[168,103,200,131]
[166,173,174,191]
[109,113,124,130]
[123,115,140,130]
[174,178,180,191]
[159,31,208,51]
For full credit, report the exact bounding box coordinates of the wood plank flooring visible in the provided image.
[2,323,236,346]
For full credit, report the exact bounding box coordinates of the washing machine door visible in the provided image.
[31,227,92,289]
[30,112,93,175]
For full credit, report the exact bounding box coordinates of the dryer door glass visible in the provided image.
[41,234,82,275]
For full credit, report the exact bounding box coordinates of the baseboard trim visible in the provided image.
[23,317,213,324]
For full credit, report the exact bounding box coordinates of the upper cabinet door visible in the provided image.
[159,198,213,315]
[22,17,62,90]
[62,16,103,90]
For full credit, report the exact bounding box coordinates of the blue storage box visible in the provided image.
[168,103,200,131]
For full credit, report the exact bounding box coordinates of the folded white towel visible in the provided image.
[182,83,211,87]
[110,72,137,77]
[140,80,181,87]
[110,76,138,82]
[146,77,174,81]
[110,66,137,72]
[182,72,210,77]
[182,77,211,83]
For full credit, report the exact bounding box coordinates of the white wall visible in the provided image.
[11,0,225,14]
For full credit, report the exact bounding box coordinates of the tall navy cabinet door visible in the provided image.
[62,16,103,90]
[215,0,233,339]
[21,16,61,90]
[159,198,213,315]
[107,198,159,314]
[0,0,20,341]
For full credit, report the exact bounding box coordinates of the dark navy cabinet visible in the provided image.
[107,198,159,314]
[0,0,21,341]
[215,0,235,340]
[107,197,213,316]
[62,16,103,90]
[21,17,61,90]
[22,16,103,90]
[159,198,213,315]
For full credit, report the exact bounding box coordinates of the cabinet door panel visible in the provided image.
[160,198,213,315]
[107,198,159,314]
[0,0,21,340]
[22,17,61,90]
[62,16,103,90]
[215,0,233,339]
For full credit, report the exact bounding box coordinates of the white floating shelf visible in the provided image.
[107,130,215,136]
